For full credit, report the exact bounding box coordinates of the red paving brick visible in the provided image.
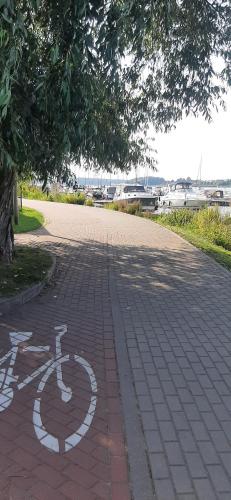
[0,202,132,500]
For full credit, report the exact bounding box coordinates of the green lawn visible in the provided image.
[14,207,44,233]
[157,221,231,272]
[0,246,52,297]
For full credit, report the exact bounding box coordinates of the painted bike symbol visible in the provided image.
[0,325,97,453]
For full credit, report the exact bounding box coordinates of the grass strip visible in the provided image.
[14,207,44,234]
[0,246,52,297]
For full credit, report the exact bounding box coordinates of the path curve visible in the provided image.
[0,199,231,500]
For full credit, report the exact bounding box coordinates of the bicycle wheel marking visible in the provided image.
[0,327,98,454]
[33,355,97,453]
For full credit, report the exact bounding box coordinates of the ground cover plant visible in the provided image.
[0,246,52,297]
[156,208,231,271]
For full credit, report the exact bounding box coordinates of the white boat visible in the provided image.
[204,189,231,207]
[114,184,158,210]
[102,186,116,200]
[159,182,207,209]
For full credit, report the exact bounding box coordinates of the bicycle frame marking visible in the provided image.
[0,325,97,453]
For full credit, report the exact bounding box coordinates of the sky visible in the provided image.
[74,91,231,182]
[154,91,231,181]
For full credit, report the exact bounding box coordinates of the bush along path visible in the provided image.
[20,182,87,205]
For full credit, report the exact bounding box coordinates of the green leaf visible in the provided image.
[0,89,11,108]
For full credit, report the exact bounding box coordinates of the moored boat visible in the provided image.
[114,184,158,210]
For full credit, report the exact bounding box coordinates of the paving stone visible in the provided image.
[154,478,176,500]
[165,442,184,465]
[207,465,231,492]
[194,478,218,500]
[145,430,163,453]
[159,421,177,442]
[3,199,231,500]
[150,453,169,479]
[197,442,219,465]
[185,453,207,478]
[171,465,193,494]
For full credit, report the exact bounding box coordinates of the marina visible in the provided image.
[65,180,231,215]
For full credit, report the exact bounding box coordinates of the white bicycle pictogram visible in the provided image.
[0,324,97,453]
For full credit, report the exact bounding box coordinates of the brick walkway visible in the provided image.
[1,200,231,500]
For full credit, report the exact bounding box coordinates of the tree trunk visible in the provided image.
[0,166,14,264]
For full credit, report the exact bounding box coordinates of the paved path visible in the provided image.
[1,201,231,500]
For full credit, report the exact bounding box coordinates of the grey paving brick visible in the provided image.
[184,404,201,421]
[194,478,218,500]
[172,374,187,388]
[144,363,157,375]
[211,430,231,452]
[179,431,197,452]
[155,403,171,421]
[221,421,231,438]
[171,465,193,494]
[141,412,157,430]
[154,478,176,500]
[213,404,231,421]
[218,493,231,500]
[137,395,153,411]
[178,388,194,404]
[150,453,169,479]
[221,452,231,476]
[185,453,207,478]
[172,412,190,431]
[132,368,146,380]
[135,381,149,395]
[195,396,211,412]
[161,381,177,395]
[146,374,161,387]
[208,465,231,492]
[165,442,184,465]
[166,395,182,411]
[190,421,209,441]
[201,412,221,431]
[145,430,163,453]
[159,421,177,442]
[150,388,165,403]
[198,441,219,465]
[222,396,231,410]
[130,357,143,369]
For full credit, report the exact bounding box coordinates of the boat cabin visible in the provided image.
[170,182,191,192]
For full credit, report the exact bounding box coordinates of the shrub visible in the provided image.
[126,202,141,215]
[105,201,120,211]
[85,198,94,207]
[159,209,195,226]
[192,208,231,250]
[106,200,141,214]
[20,183,86,205]
[193,207,222,230]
